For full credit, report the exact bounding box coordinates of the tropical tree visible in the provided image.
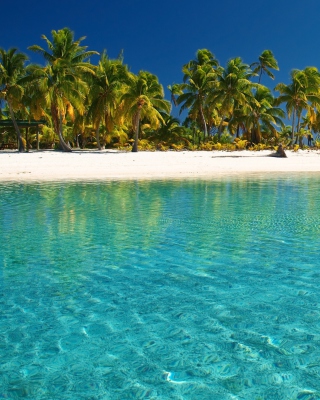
[227,106,247,138]
[28,27,99,151]
[149,115,189,146]
[0,48,27,151]
[244,86,285,143]
[183,49,219,75]
[208,57,256,139]
[177,49,219,139]
[167,84,183,107]
[275,68,320,142]
[86,51,128,149]
[250,50,279,83]
[121,71,171,152]
[277,125,292,144]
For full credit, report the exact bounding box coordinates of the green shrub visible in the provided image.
[234,139,247,150]
[157,142,169,151]
[138,140,156,151]
[314,140,320,149]
[170,143,186,151]
[248,143,268,151]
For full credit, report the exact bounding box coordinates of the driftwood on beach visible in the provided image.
[269,144,287,158]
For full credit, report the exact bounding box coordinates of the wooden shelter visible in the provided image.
[0,120,47,150]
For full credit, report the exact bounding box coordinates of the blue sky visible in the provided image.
[2,0,320,116]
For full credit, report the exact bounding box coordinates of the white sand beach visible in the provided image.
[1,149,320,182]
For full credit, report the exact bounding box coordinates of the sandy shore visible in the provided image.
[1,149,320,182]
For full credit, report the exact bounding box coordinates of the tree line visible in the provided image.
[1,27,320,152]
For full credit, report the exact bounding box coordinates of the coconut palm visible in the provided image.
[0,48,27,152]
[167,84,183,107]
[121,71,171,152]
[86,51,128,149]
[28,27,99,151]
[277,125,292,144]
[183,49,219,78]
[149,115,189,146]
[177,49,219,139]
[208,57,256,139]
[250,50,279,83]
[275,68,320,142]
[275,80,306,142]
[245,86,285,143]
[227,106,248,138]
[177,64,218,139]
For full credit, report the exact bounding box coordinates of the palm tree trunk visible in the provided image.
[254,122,262,144]
[218,115,225,140]
[8,102,25,152]
[297,113,303,147]
[199,104,208,139]
[95,119,102,150]
[291,110,296,143]
[297,112,301,134]
[96,126,102,150]
[236,125,240,138]
[51,105,72,152]
[132,110,141,152]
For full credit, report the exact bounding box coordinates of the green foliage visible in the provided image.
[5,33,320,153]
[170,143,186,151]
[28,27,98,152]
[200,141,215,150]
[250,50,279,83]
[39,125,56,148]
[248,143,268,151]
[138,139,156,151]
[156,142,169,151]
[121,71,171,152]
[219,132,233,144]
[0,48,28,151]
[186,143,199,151]
[224,143,236,151]
[234,138,247,149]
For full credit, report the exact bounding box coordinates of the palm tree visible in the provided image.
[167,84,183,107]
[278,125,292,144]
[28,27,99,151]
[149,115,189,146]
[227,106,247,138]
[275,80,306,142]
[183,49,219,77]
[0,48,27,152]
[177,49,219,139]
[87,51,128,149]
[275,68,320,142]
[245,86,284,143]
[208,57,256,139]
[177,66,218,139]
[250,50,279,83]
[121,71,171,152]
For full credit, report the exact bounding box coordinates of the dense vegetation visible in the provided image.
[1,28,320,152]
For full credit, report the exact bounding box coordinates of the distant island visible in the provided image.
[1,28,320,153]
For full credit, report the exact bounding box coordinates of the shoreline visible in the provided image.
[1,149,320,182]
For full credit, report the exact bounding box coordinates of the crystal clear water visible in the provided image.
[1,176,320,399]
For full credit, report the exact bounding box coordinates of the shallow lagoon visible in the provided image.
[1,177,320,399]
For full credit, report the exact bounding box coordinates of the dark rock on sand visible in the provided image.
[269,144,287,158]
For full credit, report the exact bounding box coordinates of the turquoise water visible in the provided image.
[1,176,320,399]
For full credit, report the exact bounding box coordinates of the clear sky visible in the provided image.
[2,0,320,114]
